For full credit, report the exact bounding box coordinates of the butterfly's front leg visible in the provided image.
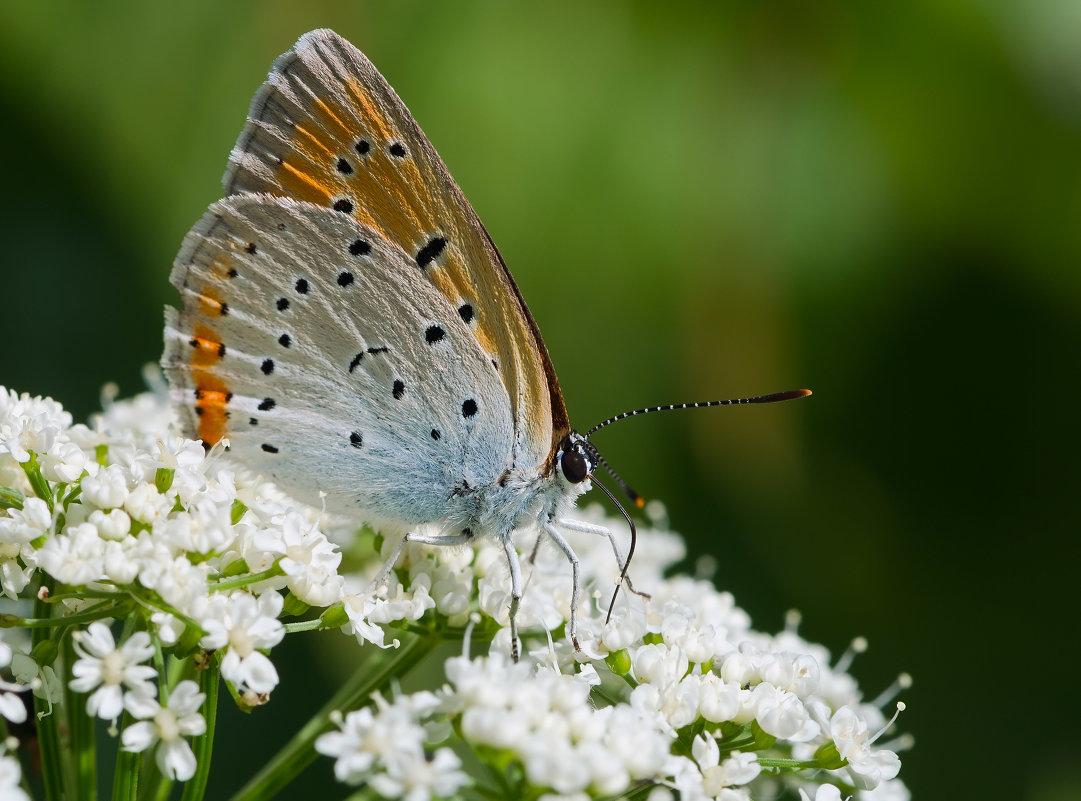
[556,517,650,600]
[543,521,581,652]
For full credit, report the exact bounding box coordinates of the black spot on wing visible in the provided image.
[393,379,405,400]
[349,431,363,448]
[462,399,478,418]
[425,325,445,344]
[415,237,446,268]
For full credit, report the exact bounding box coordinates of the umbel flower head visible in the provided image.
[0,384,909,799]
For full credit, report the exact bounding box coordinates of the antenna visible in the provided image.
[581,440,644,509]
[585,388,811,438]
[585,387,812,624]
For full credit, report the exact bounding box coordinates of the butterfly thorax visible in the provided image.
[442,443,591,542]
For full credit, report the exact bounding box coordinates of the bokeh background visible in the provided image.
[2,2,1078,799]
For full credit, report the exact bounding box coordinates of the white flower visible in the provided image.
[857,778,910,800]
[368,747,465,801]
[35,523,105,585]
[135,544,209,610]
[749,683,818,741]
[251,511,344,606]
[828,706,901,788]
[0,543,32,599]
[122,679,206,781]
[0,497,52,544]
[760,651,820,697]
[316,691,467,800]
[694,673,742,723]
[799,784,846,801]
[39,439,87,483]
[124,483,169,526]
[81,464,129,509]
[88,508,131,541]
[0,753,30,801]
[680,736,759,799]
[135,436,207,498]
[0,389,71,463]
[442,652,669,795]
[69,622,156,721]
[633,642,690,686]
[601,703,672,786]
[342,579,436,648]
[198,591,284,693]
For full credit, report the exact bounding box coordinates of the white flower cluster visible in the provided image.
[0,385,909,799]
[0,387,349,693]
[316,692,467,800]
[0,387,365,780]
[327,507,910,800]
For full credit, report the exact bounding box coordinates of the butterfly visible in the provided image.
[162,29,808,660]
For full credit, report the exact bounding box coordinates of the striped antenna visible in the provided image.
[585,388,811,438]
[582,440,644,509]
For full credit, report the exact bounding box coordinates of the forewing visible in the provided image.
[163,194,513,525]
[223,28,568,472]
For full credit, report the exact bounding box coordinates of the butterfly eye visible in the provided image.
[560,447,590,484]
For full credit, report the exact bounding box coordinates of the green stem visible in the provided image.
[41,588,123,604]
[112,710,140,801]
[227,635,437,801]
[179,663,219,801]
[756,756,822,770]
[207,564,284,592]
[2,600,128,629]
[22,454,54,511]
[32,583,68,801]
[63,635,97,801]
[281,618,326,634]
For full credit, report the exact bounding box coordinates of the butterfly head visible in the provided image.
[555,432,597,490]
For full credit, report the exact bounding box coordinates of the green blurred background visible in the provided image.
[1,2,1078,799]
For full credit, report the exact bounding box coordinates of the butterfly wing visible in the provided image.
[163,194,514,525]
[222,28,568,474]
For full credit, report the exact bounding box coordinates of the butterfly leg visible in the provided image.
[555,518,624,569]
[366,529,475,595]
[503,534,524,662]
[542,521,581,652]
[555,517,649,599]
